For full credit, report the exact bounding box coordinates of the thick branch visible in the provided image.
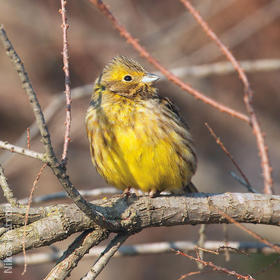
[0,203,95,259]
[1,193,279,260]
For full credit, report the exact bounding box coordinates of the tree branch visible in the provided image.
[0,25,116,231]
[0,140,46,162]
[88,0,249,123]
[44,228,109,280]
[0,164,19,207]
[1,193,279,260]
[179,0,273,194]
[0,203,95,259]
[59,0,72,167]
[81,233,130,280]
[6,240,278,267]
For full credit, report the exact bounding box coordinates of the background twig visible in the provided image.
[179,0,273,194]
[59,0,72,167]
[81,233,130,280]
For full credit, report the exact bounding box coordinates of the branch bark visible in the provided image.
[44,228,109,280]
[1,193,279,260]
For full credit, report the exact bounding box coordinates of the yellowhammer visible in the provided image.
[86,56,197,197]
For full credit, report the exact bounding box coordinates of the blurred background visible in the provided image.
[0,0,280,279]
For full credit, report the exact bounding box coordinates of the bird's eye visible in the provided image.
[123,75,132,81]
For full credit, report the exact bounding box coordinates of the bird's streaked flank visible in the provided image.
[86,56,197,197]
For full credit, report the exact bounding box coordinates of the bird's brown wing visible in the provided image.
[157,96,190,129]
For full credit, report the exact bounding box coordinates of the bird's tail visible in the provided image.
[183,181,199,193]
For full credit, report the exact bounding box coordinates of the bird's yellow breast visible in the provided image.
[86,95,194,192]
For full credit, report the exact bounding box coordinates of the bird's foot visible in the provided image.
[149,190,161,198]
[122,187,131,198]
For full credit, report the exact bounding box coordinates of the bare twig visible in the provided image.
[6,240,278,267]
[177,271,204,280]
[175,250,255,280]
[0,26,115,230]
[19,187,121,204]
[186,0,280,64]
[0,25,56,166]
[44,228,109,280]
[170,59,280,78]
[1,57,279,165]
[88,0,249,123]
[59,0,72,167]
[205,123,252,189]
[254,256,280,276]
[26,128,30,149]
[0,84,92,166]
[180,0,273,194]
[22,163,47,275]
[197,224,206,269]
[82,233,130,280]
[0,164,19,207]
[230,172,258,193]
[217,210,280,254]
[223,224,230,262]
[0,140,46,162]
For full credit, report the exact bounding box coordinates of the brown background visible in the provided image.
[0,0,280,279]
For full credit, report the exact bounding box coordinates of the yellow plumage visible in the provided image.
[86,56,197,196]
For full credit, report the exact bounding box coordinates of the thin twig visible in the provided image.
[1,57,279,165]
[217,209,280,254]
[254,256,280,276]
[230,172,258,193]
[88,0,249,123]
[223,224,230,262]
[19,187,121,204]
[22,163,47,275]
[0,25,56,165]
[2,57,279,165]
[81,233,130,280]
[0,164,19,207]
[18,187,169,205]
[26,128,30,149]
[44,228,109,280]
[59,0,72,167]
[0,25,115,230]
[205,123,252,189]
[180,0,273,194]
[0,84,92,166]
[177,271,204,280]
[197,224,206,269]
[0,140,46,162]
[6,240,278,266]
[185,0,280,64]
[175,250,255,280]
[170,59,280,78]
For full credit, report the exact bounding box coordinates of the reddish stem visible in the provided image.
[88,0,249,123]
[180,0,273,194]
[60,0,71,166]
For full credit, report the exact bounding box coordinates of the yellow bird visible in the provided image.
[86,56,197,197]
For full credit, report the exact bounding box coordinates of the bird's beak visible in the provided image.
[141,73,160,83]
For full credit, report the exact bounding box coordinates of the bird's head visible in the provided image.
[99,56,159,97]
